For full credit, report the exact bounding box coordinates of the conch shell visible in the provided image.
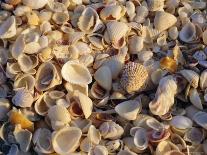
[0,16,16,39]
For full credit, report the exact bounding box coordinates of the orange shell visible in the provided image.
[160,57,177,73]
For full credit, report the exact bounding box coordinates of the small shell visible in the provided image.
[90,81,109,100]
[105,140,121,153]
[193,111,207,130]
[0,16,16,39]
[165,150,185,155]
[115,100,142,120]
[189,88,203,110]
[168,26,178,40]
[94,66,112,91]
[154,11,177,32]
[64,82,88,96]
[22,0,48,9]
[170,134,186,150]
[13,5,31,16]
[80,137,93,152]
[200,69,207,90]
[179,22,196,43]
[17,54,36,73]
[71,118,92,134]
[138,51,153,63]
[133,127,148,150]
[203,29,207,45]
[120,62,149,93]
[151,69,167,85]
[12,88,33,108]
[52,12,69,25]
[147,0,165,11]
[100,5,124,21]
[88,145,108,155]
[87,125,101,145]
[180,69,199,88]
[38,47,53,62]
[0,98,10,121]
[52,127,82,154]
[128,36,144,54]
[61,61,92,85]
[11,34,25,59]
[24,42,41,54]
[134,6,149,23]
[0,48,8,65]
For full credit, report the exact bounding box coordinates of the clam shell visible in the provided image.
[154,11,177,32]
[123,137,144,153]
[34,94,49,116]
[170,115,193,130]
[5,0,21,5]
[147,0,165,11]
[115,100,142,120]
[193,111,207,130]
[17,54,35,73]
[87,125,101,145]
[128,36,144,54]
[94,66,112,91]
[61,60,92,85]
[180,69,199,88]
[13,5,31,16]
[22,0,48,9]
[200,70,207,90]
[170,133,186,150]
[0,16,16,39]
[165,150,185,155]
[71,118,92,134]
[64,82,88,96]
[0,48,8,65]
[189,88,203,110]
[133,127,148,150]
[120,62,149,93]
[88,145,108,155]
[80,137,92,152]
[179,22,196,43]
[52,127,82,154]
[203,29,207,45]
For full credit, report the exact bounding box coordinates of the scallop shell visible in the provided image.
[87,125,101,145]
[94,66,112,91]
[193,111,207,130]
[203,29,207,45]
[106,21,128,49]
[52,12,69,25]
[0,16,16,39]
[22,0,48,9]
[33,128,54,154]
[0,98,10,121]
[52,127,82,154]
[12,88,33,108]
[180,69,199,88]
[189,88,203,110]
[100,5,124,21]
[179,22,196,43]
[154,11,177,32]
[128,36,144,54]
[88,145,108,155]
[133,127,148,150]
[115,100,142,120]
[147,0,165,11]
[35,61,62,91]
[61,60,92,85]
[120,62,149,94]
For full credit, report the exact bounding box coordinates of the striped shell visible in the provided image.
[120,62,149,93]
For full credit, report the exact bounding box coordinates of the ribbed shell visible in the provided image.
[120,62,148,93]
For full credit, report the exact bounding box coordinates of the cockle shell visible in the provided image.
[33,128,54,154]
[106,21,128,49]
[87,125,101,145]
[115,100,142,120]
[35,61,62,91]
[100,5,124,21]
[52,127,82,154]
[133,127,148,150]
[94,66,112,91]
[193,111,207,130]
[200,69,207,90]
[180,69,199,88]
[154,11,177,32]
[99,121,124,140]
[0,98,10,121]
[147,0,165,11]
[88,145,108,155]
[12,88,33,108]
[179,22,196,43]
[0,16,16,39]
[22,0,48,9]
[128,36,144,54]
[203,29,207,45]
[120,62,149,93]
[61,60,92,85]
[189,88,203,110]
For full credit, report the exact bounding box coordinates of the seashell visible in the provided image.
[17,54,36,73]
[106,21,128,49]
[26,11,39,26]
[94,66,112,91]
[203,29,207,45]
[147,0,165,11]
[12,88,33,108]
[6,62,21,79]
[9,109,34,131]
[64,82,88,96]
[61,60,92,85]
[100,5,124,21]
[13,5,31,17]
[180,69,199,88]
[88,145,108,155]
[77,7,101,34]
[168,26,178,40]
[80,137,93,152]
[35,61,62,91]
[193,111,207,130]
[189,88,203,110]
[133,127,148,150]
[47,105,71,130]
[148,128,171,145]
[154,11,177,32]
[52,12,69,25]
[11,34,25,59]
[115,100,142,120]
[0,16,16,39]
[79,54,94,67]
[200,70,207,90]
[151,69,167,85]
[183,127,204,145]
[38,47,53,62]
[138,51,153,63]
[52,127,82,154]
[105,140,121,153]
[120,62,149,93]
[193,50,206,61]
[13,125,32,152]
[128,36,144,54]
[185,105,200,120]
[87,125,101,145]
[22,0,48,9]
[90,81,109,100]
[0,98,10,121]
[146,118,164,131]
[117,150,137,155]
[0,48,8,65]
[126,1,135,17]
[99,121,124,140]
[179,22,196,43]
[33,128,54,154]
[87,33,105,50]
[134,6,149,23]
[155,140,179,155]
[7,144,19,155]
[71,118,92,134]
[39,10,52,22]
[74,41,91,55]
[123,137,145,154]
[24,42,41,54]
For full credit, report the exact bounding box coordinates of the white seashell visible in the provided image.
[38,35,49,49]
[17,54,34,73]
[47,105,71,130]
[94,66,112,91]
[61,60,92,85]
[203,29,207,45]
[189,88,203,110]
[138,51,153,62]
[200,70,207,90]
[74,41,91,55]
[12,88,33,108]
[126,1,135,17]
[0,98,10,121]
[154,11,177,32]
[151,69,167,85]
[133,127,148,150]
[128,36,144,54]
[13,125,32,152]
[0,16,16,39]
[79,54,94,67]
[193,111,207,130]
[168,26,178,40]
[147,0,165,11]
[170,115,193,130]
[71,118,92,134]
[115,100,142,120]
[39,10,52,22]
[11,34,25,59]
[87,125,101,145]
[52,127,82,154]
[6,62,21,79]
[33,128,54,154]
[179,22,196,43]
[40,21,52,34]
[88,145,108,155]
[34,94,49,116]
[180,69,199,88]
[156,140,179,155]
[22,0,48,9]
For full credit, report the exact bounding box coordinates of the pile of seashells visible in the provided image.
[0,0,207,154]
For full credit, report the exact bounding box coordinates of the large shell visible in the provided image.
[120,62,149,94]
[180,69,199,88]
[193,111,207,130]
[52,127,82,154]
[179,22,196,43]
[61,60,92,85]
[115,100,142,120]
[0,98,10,121]
[133,127,148,150]
[35,61,62,91]
[22,0,48,9]
[154,11,177,32]
[0,16,16,39]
